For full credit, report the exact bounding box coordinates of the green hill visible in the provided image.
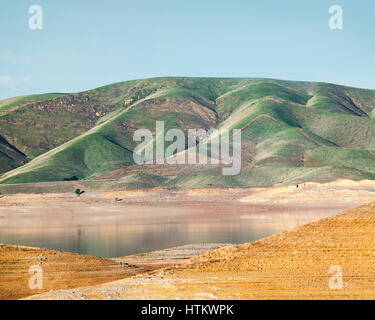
[1,77,375,188]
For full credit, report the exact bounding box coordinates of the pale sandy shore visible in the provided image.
[240,179,375,204]
[24,201,375,300]
[1,179,375,206]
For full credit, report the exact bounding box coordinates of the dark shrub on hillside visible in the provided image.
[63,176,79,181]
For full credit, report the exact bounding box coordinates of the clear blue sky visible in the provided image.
[0,0,374,99]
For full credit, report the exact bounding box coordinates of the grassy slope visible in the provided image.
[1,77,375,187]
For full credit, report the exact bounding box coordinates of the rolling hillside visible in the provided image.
[1,77,375,188]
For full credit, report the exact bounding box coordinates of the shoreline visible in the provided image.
[1,178,375,205]
[1,179,375,299]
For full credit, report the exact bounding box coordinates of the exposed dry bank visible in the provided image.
[0,244,149,300]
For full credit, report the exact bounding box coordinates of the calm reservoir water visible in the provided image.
[0,202,350,258]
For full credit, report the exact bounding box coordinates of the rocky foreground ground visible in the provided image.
[0,244,149,300]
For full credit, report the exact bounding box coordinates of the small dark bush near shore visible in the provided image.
[75,188,85,197]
